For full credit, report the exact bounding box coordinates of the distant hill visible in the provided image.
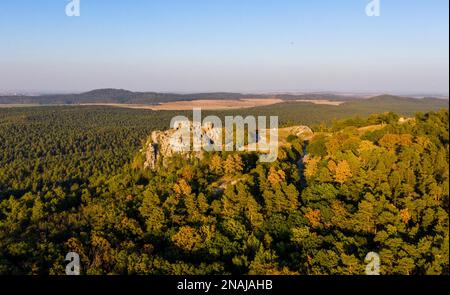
[0,88,359,105]
[344,95,449,110]
[0,89,448,110]
[0,89,254,105]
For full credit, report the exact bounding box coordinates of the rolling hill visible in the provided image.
[0,88,371,105]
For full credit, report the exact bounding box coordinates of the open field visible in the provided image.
[80,98,284,110]
[0,104,40,108]
[295,99,345,105]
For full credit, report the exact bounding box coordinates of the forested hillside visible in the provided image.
[0,88,447,105]
[0,89,319,105]
[0,106,448,274]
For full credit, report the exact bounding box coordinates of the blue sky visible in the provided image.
[0,0,448,94]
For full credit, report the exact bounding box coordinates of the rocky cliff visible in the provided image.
[142,121,223,170]
[141,122,313,170]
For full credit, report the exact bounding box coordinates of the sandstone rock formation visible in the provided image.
[142,120,224,170]
[142,121,313,170]
[289,126,313,139]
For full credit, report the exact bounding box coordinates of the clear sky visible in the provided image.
[0,0,448,94]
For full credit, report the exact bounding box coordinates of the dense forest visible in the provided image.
[0,105,448,274]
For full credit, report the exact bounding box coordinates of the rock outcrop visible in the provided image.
[142,121,313,170]
[289,126,313,139]
[142,121,223,170]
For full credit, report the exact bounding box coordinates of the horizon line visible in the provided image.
[1,88,449,98]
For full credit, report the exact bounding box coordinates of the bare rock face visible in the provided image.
[143,121,222,170]
[289,126,313,139]
[142,122,313,170]
[144,142,158,170]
